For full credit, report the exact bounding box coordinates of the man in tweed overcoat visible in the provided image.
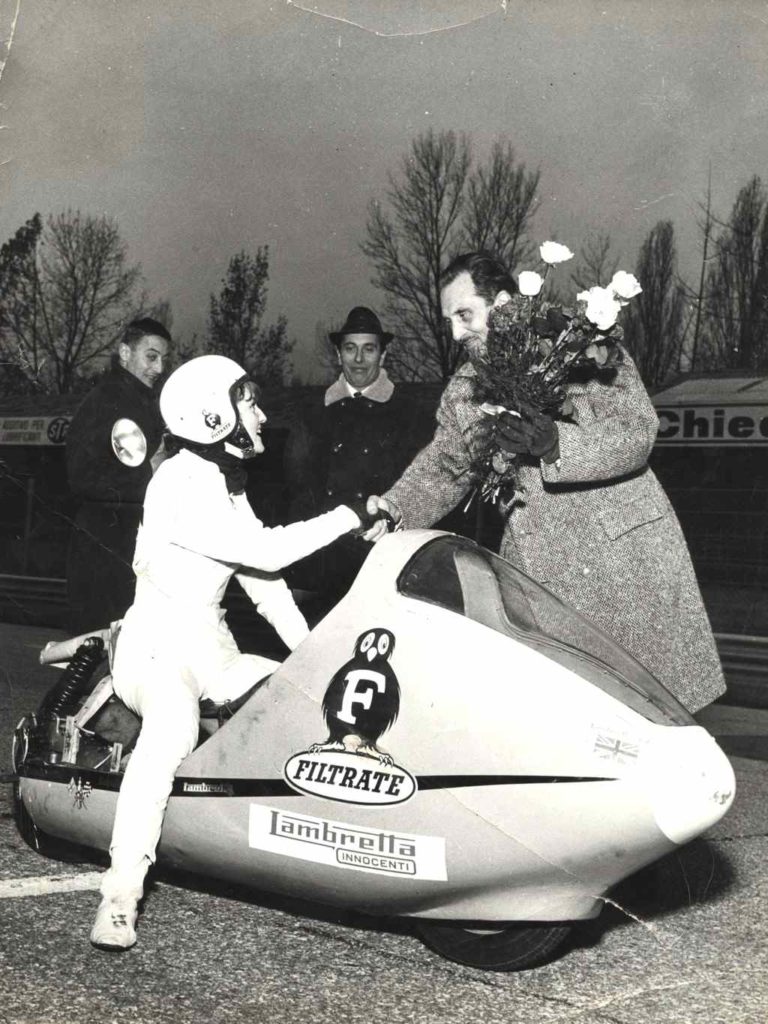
[370,253,724,713]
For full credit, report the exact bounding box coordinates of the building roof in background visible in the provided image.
[653,375,768,406]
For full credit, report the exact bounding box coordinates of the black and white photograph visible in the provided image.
[1,2,768,1021]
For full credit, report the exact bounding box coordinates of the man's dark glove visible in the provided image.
[495,409,560,463]
[346,499,396,534]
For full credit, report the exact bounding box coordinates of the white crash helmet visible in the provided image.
[160,354,257,455]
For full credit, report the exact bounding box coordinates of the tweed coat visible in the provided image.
[385,349,725,712]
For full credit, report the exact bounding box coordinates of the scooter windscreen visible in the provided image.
[397,535,692,727]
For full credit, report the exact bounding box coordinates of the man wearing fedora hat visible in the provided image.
[284,306,430,613]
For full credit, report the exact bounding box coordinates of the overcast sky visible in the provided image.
[2,0,767,382]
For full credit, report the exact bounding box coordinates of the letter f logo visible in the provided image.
[337,669,386,725]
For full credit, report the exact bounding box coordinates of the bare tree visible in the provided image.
[362,130,469,381]
[0,210,146,393]
[361,130,539,381]
[0,213,45,388]
[699,176,768,371]
[311,318,341,385]
[207,247,293,386]
[149,298,173,333]
[570,232,619,291]
[623,221,686,388]
[460,141,540,270]
[686,165,715,372]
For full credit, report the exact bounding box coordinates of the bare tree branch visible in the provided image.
[361,131,539,381]
[0,210,145,393]
[699,176,768,372]
[207,247,294,386]
[623,220,687,388]
[461,141,540,271]
[570,232,619,291]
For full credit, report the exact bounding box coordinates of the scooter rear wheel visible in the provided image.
[413,920,571,971]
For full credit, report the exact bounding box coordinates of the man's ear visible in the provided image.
[118,342,131,367]
[492,290,512,308]
[380,347,388,365]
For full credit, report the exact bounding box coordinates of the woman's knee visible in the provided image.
[134,693,200,757]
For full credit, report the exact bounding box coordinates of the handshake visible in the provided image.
[346,496,402,542]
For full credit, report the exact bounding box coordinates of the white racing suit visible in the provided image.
[101,448,359,901]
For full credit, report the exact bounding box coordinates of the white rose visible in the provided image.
[539,241,574,265]
[518,270,544,296]
[577,285,622,331]
[609,270,642,301]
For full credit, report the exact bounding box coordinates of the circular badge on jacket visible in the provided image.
[111,418,147,466]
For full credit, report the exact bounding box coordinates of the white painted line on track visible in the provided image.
[0,871,102,898]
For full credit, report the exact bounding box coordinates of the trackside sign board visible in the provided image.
[0,416,71,446]
[655,405,768,446]
[652,378,768,447]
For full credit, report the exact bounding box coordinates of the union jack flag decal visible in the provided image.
[593,734,640,763]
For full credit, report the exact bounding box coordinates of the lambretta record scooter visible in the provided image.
[12,530,735,971]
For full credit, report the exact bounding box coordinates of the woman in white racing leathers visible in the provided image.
[91,354,377,950]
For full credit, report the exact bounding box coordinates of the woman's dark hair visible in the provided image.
[440,252,518,302]
[122,317,172,350]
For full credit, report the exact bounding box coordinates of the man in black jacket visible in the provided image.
[65,318,170,633]
[284,307,430,614]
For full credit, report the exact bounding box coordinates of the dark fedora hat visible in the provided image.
[329,306,393,347]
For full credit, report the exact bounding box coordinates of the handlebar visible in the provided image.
[39,628,110,666]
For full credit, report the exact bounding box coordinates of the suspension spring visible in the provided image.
[38,636,106,720]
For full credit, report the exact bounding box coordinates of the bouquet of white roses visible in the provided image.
[468,241,642,505]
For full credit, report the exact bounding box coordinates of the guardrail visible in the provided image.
[0,573,286,656]
[0,573,68,626]
[713,633,768,709]
[2,574,767,707]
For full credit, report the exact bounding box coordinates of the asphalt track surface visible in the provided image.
[1,623,767,1024]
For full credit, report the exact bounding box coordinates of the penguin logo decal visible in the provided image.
[284,628,416,805]
[203,410,222,430]
[313,628,399,763]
